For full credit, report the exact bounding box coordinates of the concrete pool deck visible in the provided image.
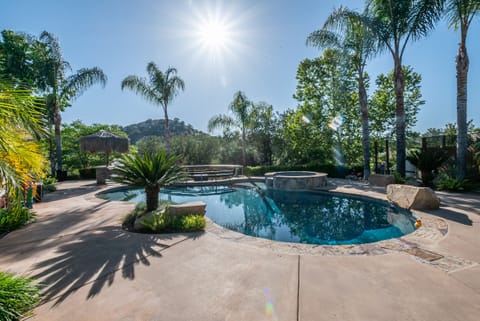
[0,179,479,321]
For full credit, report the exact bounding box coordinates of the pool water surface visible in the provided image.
[98,186,416,245]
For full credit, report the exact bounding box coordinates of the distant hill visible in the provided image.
[121,118,204,144]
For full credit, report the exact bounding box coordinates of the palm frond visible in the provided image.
[62,67,107,100]
[121,75,161,105]
[207,114,235,133]
[307,30,341,49]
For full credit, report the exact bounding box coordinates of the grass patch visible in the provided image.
[0,271,41,321]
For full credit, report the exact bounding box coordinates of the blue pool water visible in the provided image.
[98,185,416,245]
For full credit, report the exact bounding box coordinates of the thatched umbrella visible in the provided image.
[79,130,129,165]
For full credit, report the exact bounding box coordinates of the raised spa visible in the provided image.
[265,171,328,190]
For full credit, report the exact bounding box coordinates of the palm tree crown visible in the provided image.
[208,91,252,166]
[112,151,185,211]
[121,62,185,153]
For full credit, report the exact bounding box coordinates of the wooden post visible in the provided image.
[374,141,378,174]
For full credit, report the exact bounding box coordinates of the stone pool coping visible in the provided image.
[95,178,479,273]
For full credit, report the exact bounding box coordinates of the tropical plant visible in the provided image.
[38,31,107,178]
[307,6,378,179]
[354,0,444,177]
[121,62,185,153]
[0,81,48,190]
[445,0,480,179]
[407,149,450,185]
[208,91,252,166]
[112,151,185,211]
[0,271,41,321]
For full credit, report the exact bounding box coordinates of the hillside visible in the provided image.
[121,118,204,144]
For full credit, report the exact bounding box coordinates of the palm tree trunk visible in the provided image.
[456,39,469,180]
[393,58,406,177]
[145,185,160,211]
[163,106,170,154]
[358,72,370,180]
[241,126,247,166]
[53,101,63,179]
[49,124,55,176]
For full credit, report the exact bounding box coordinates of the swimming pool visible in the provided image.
[98,185,416,245]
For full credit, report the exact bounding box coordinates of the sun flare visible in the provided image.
[199,20,229,49]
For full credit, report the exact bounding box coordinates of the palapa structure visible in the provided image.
[79,130,129,165]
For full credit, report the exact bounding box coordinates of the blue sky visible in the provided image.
[2,0,479,133]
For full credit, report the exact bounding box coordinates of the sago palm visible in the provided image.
[39,31,107,178]
[445,0,480,179]
[112,151,185,211]
[208,91,252,166]
[121,62,185,153]
[359,0,445,177]
[307,6,378,179]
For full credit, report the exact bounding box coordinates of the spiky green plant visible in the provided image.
[112,151,185,211]
[0,271,41,321]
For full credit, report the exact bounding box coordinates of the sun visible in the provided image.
[199,20,229,50]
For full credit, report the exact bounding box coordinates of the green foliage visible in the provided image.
[142,211,206,233]
[407,149,450,185]
[61,120,128,173]
[369,66,425,140]
[112,151,185,211]
[287,49,361,166]
[436,173,468,192]
[393,172,406,184]
[0,193,34,233]
[0,271,41,321]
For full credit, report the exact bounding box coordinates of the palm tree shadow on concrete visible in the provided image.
[31,226,202,306]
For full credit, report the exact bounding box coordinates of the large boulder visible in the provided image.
[387,184,440,210]
[368,174,395,187]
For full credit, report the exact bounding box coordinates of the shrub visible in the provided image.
[141,210,205,233]
[0,271,41,321]
[0,202,34,233]
[436,173,469,192]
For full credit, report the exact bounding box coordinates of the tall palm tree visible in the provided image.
[356,0,445,176]
[307,6,378,179]
[121,62,185,153]
[39,32,107,178]
[445,0,480,179]
[208,91,252,166]
[112,151,184,211]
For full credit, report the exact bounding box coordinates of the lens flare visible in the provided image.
[328,115,344,131]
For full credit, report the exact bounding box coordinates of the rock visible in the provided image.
[386,184,440,210]
[368,174,395,187]
[167,201,206,216]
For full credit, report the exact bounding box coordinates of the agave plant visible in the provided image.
[112,151,185,211]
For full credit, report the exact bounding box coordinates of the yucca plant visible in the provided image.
[112,151,185,211]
